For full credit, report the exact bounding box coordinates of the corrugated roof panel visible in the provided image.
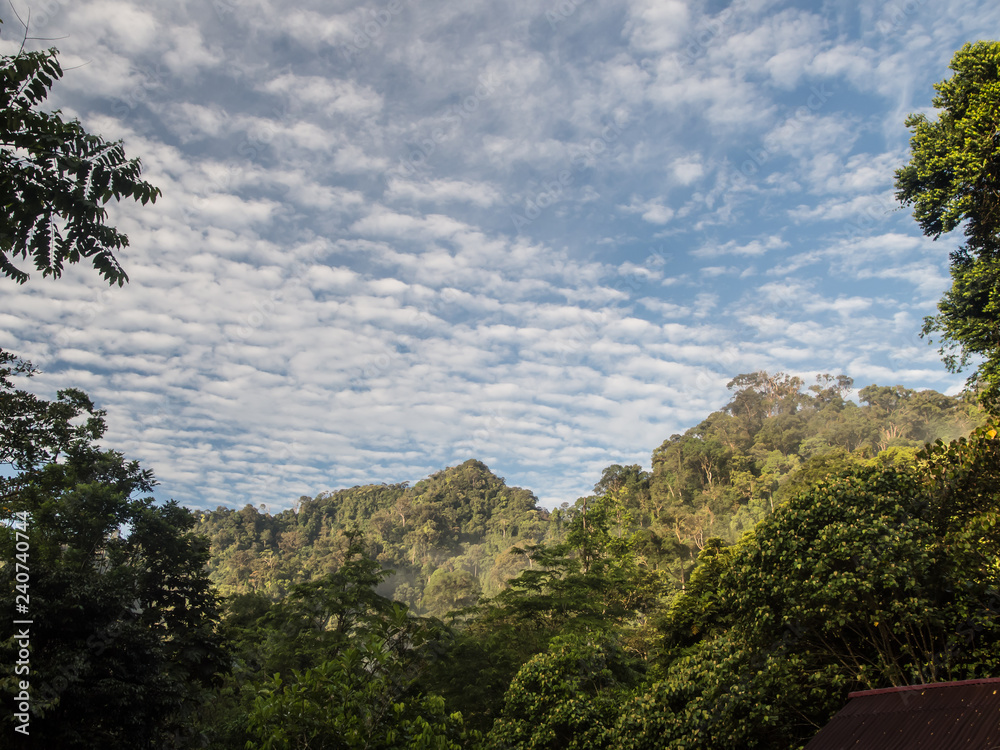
[805,679,1000,749]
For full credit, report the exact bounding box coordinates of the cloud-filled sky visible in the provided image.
[1,0,997,511]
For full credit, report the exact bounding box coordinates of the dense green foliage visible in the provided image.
[1,348,993,749]
[193,459,549,612]
[245,648,470,750]
[610,422,1000,749]
[194,371,978,615]
[193,530,480,749]
[896,40,1000,406]
[184,370,984,745]
[485,635,641,750]
[0,24,160,285]
[0,351,224,749]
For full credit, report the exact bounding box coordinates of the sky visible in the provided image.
[1,0,997,512]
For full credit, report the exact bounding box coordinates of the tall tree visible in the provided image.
[614,422,1000,750]
[895,41,1000,407]
[0,351,224,749]
[202,532,472,750]
[0,24,160,285]
[486,634,641,750]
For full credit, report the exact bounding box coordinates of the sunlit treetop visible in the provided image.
[896,41,1000,410]
[895,40,1000,256]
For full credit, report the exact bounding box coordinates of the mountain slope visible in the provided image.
[194,372,984,610]
[193,459,550,613]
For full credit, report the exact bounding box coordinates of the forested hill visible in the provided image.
[193,458,549,612]
[193,371,983,613]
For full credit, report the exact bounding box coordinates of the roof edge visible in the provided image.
[848,677,1000,699]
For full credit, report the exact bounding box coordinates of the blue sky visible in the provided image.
[1,0,997,511]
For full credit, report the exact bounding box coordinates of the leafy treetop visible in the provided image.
[895,41,1000,407]
[0,25,160,285]
[895,41,1000,255]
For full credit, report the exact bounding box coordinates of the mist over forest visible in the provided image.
[194,372,983,613]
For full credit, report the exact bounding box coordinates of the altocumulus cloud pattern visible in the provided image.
[0,0,993,510]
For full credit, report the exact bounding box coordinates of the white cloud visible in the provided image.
[0,0,980,512]
[332,144,389,173]
[153,102,231,143]
[161,25,223,77]
[671,157,705,185]
[274,9,354,49]
[692,235,787,258]
[620,196,675,224]
[260,74,384,118]
[385,178,502,207]
[624,0,691,53]
[74,2,160,54]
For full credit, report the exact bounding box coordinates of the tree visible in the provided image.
[433,490,669,736]
[612,629,845,750]
[0,350,224,748]
[245,639,475,750]
[199,531,472,750]
[725,372,805,430]
[421,568,481,617]
[614,422,1000,750]
[256,529,406,675]
[895,41,1000,407]
[729,461,1000,688]
[486,634,640,750]
[0,28,160,285]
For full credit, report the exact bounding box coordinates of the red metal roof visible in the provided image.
[805,678,1000,749]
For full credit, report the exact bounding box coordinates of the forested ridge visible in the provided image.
[194,459,545,611]
[193,371,983,613]
[5,342,998,748]
[174,373,998,749]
